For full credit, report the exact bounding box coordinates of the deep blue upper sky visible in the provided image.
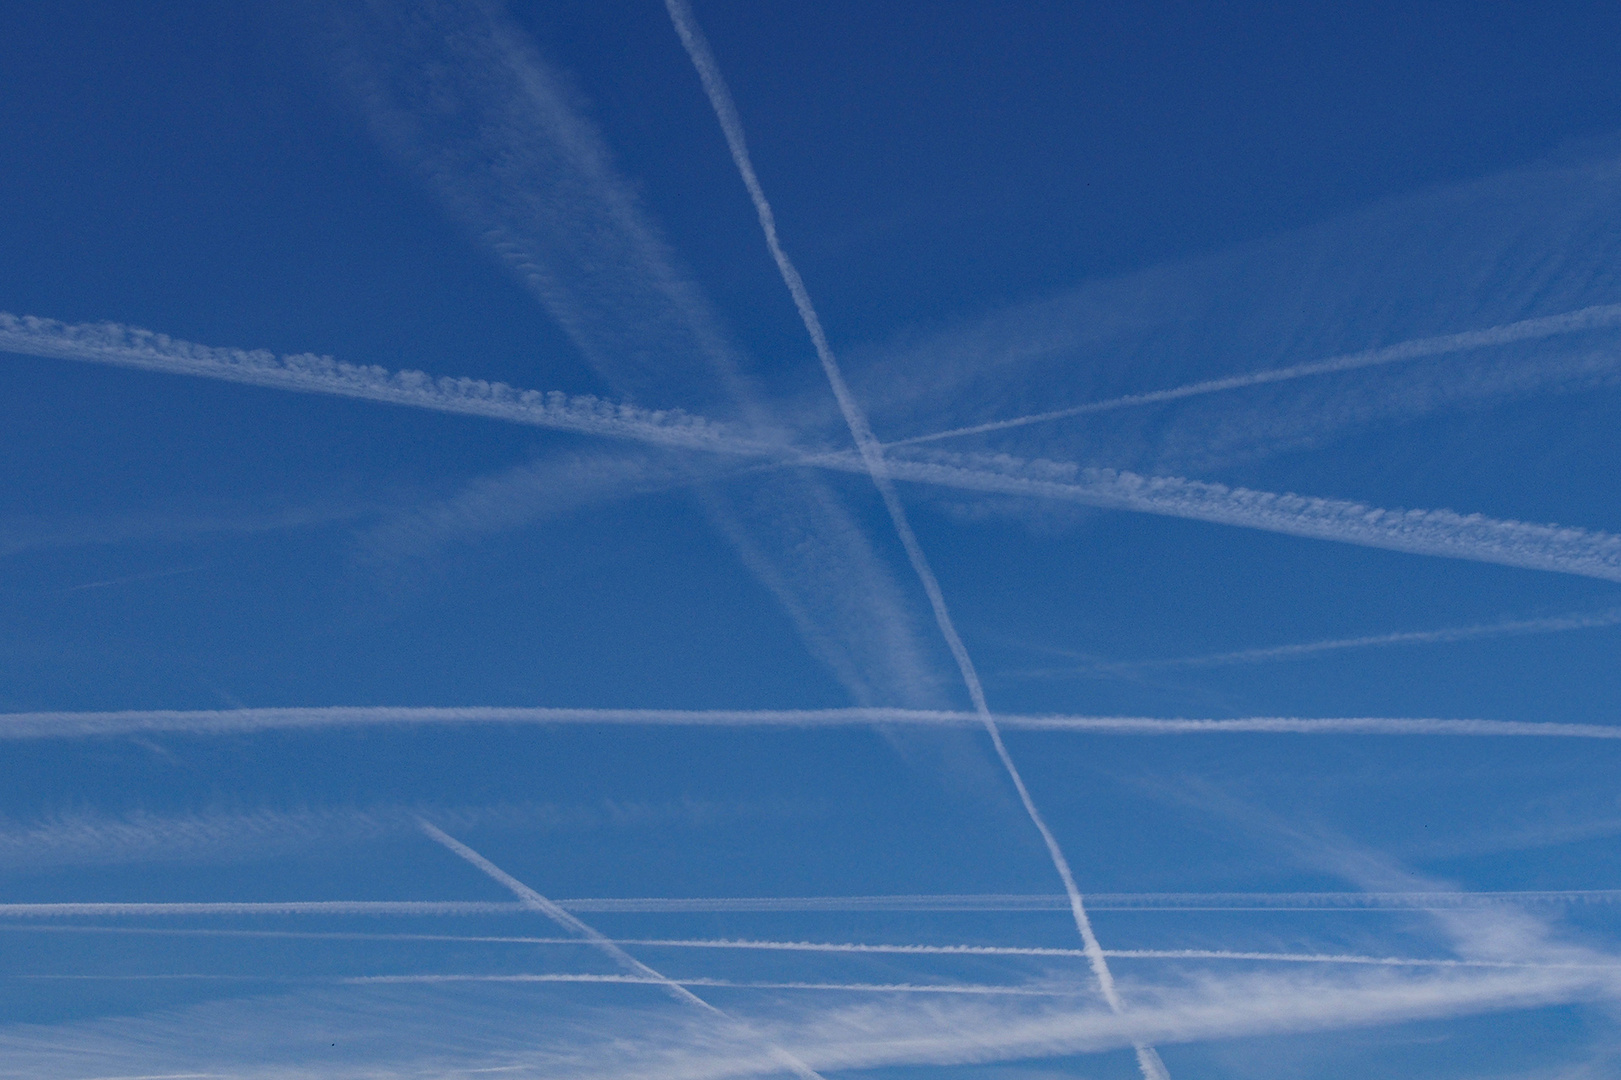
[3,3,1621,1078]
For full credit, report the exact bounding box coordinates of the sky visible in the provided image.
[3,1,1621,1076]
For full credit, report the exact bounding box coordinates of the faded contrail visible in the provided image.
[889,302,1621,446]
[660,6,1164,1078]
[5,706,1621,740]
[7,889,1621,919]
[1137,606,1621,669]
[0,901,519,917]
[0,313,755,455]
[14,923,1616,968]
[13,309,1621,585]
[417,820,827,1080]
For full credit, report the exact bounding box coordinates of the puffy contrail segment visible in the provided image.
[8,706,1621,740]
[889,302,1621,446]
[12,309,1621,584]
[416,820,827,1080]
[661,6,1165,1078]
[871,450,1621,584]
[0,313,756,455]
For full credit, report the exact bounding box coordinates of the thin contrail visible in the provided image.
[888,302,1621,446]
[345,973,1080,996]
[7,888,1621,919]
[660,6,1164,1078]
[1140,607,1621,669]
[6,706,1621,740]
[0,901,520,916]
[13,310,1621,584]
[417,820,828,1080]
[14,923,1618,968]
[11,924,1592,969]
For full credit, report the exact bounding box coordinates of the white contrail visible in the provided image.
[889,302,1621,446]
[6,888,1620,921]
[417,820,828,1080]
[0,901,519,917]
[345,973,1080,996]
[660,7,1164,1077]
[16,923,1615,970]
[0,313,754,456]
[1134,606,1621,669]
[14,309,1621,585]
[6,705,1621,740]
[869,450,1621,584]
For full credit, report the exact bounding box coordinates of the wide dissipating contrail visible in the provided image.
[659,5,1165,1077]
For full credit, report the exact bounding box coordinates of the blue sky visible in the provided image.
[5,1,1621,1076]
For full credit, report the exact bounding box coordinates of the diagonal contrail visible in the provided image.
[887,302,1621,446]
[417,819,827,1080]
[660,4,1166,1077]
[11,311,1621,585]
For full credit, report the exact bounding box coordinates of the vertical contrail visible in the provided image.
[660,5,1167,1076]
[417,820,827,1080]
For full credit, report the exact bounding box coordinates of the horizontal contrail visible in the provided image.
[0,901,520,917]
[8,922,1607,969]
[4,706,1620,740]
[12,311,1621,583]
[345,972,1079,995]
[6,890,1619,919]
[0,313,761,456]
[887,302,1621,446]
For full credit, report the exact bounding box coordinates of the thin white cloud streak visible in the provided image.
[346,973,1081,996]
[0,499,369,561]
[417,819,828,1080]
[6,705,1621,740]
[0,801,687,871]
[9,889,1621,920]
[1139,606,1621,669]
[890,303,1621,446]
[0,901,520,917]
[660,8,1160,1074]
[16,309,1621,585]
[17,923,1601,969]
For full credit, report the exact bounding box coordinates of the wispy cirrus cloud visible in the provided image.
[324,0,948,711]
[833,140,1621,474]
[0,962,1612,1079]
